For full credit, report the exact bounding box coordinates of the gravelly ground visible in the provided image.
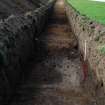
[9,0,105,105]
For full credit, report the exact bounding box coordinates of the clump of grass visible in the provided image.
[100,46,105,54]
[97,45,105,55]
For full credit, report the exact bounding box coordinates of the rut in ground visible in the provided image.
[10,0,105,105]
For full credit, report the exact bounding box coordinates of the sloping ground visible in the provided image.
[66,0,105,24]
[66,0,105,97]
[10,0,105,105]
[0,0,55,104]
[0,0,49,19]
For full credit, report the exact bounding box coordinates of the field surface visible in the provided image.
[67,0,105,24]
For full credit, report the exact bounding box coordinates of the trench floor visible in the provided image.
[10,0,105,105]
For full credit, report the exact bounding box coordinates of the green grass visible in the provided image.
[66,0,105,24]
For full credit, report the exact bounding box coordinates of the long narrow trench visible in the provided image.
[9,0,102,105]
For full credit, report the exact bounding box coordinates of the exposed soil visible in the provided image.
[0,0,50,19]
[9,0,105,105]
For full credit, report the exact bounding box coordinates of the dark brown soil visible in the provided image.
[9,0,105,105]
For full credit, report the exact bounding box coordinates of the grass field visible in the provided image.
[66,0,105,24]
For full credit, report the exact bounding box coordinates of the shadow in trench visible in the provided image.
[9,37,63,105]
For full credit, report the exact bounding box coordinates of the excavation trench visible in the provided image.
[9,0,104,105]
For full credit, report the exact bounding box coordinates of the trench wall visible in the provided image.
[65,1,105,89]
[0,0,55,103]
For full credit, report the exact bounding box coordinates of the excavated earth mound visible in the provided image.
[0,0,49,19]
[0,0,55,104]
